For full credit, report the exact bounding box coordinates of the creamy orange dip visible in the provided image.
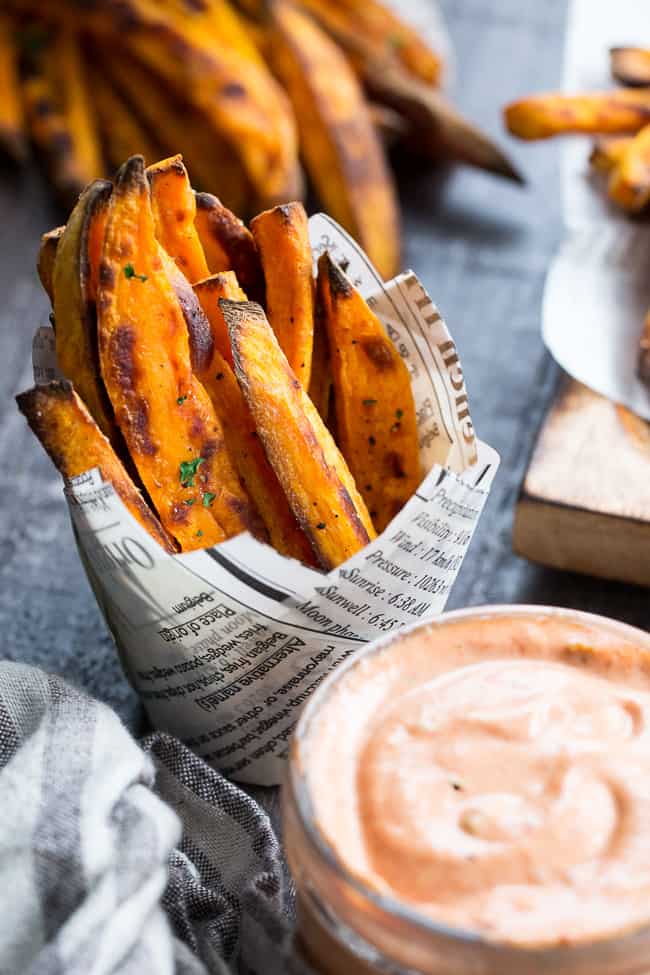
[303,613,650,947]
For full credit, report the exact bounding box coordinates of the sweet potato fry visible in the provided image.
[638,308,650,387]
[97,155,259,551]
[93,47,249,214]
[147,155,209,283]
[191,321,316,565]
[22,74,86,206]
[307,296,332,424]
[250,202,314,386]
[16,381,176,553]
[83,0,300,208]
[589,135,633,173]
[91,67,161,171]
[157,0,264,67]
[504,90,650,140]
[52,180,118,442]
[0,13,27,161]
[193,271,246,365]
[610,47,650,88]
[37,225,64,302]
[607,123,650,212]
[317,253,420,532]
[223,298,375,569]
[44,25,103,186]
[266,0,400,280]
[194,192,264,301]
[365,62,522,182]
[295,0,443,87]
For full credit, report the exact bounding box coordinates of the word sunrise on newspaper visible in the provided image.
[51,216,498,785]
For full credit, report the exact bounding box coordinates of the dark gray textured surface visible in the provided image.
[1,0,647,735]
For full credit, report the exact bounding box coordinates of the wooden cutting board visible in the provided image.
[513,377,650,588]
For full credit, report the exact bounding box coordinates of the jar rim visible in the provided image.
[287,603,650,968]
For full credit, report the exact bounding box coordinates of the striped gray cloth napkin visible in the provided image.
[0,662,306,975]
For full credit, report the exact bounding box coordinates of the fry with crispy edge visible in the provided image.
[45,25,103,187]
[194,271,246,366]
[0,13,27,161]
[188,273,315,563]
[307,294,332,423]
[52,179,118,442]
[93,48,250,214]
[222,298,375,569]
[250,202,314,387]
[505,90,650,140]
[589,135,633,172]
[16,381,176,553]
[147,155,209,282]
[608,124,650,212]
[22,74,86,205]
[610,47,650,88]
[317,252,420,532]
[295,0,443,86]
[83,0,300,208]
[37,225,65,302]
[91,67,161,171]
[267,0,401,280]
[97,155,259,551]
[194,191,264,302]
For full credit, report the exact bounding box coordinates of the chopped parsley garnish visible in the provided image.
[389,33,405,50]
[179,456,204,487]
[316,522,326,530]
[202,491,216,507]
[183,498,195,506]
[363,398,377,406]
[396,408,404,419]
[177,395,187,405]
[123,263,148,282]
[195,530,203,538]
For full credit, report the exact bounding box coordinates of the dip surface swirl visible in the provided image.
[304,614,650,946]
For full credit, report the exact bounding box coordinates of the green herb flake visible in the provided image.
[183,498,195,506]
[316,522,326,530]
[123,263,148,283]
[363,398,377,406]
[389,33,405,50]
[202,491,216,508]
[179,456,205,488]
[177,395,187,405]
[395,408,404,419]
[195,530,203,538]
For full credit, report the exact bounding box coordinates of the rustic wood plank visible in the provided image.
[514,377,650,587]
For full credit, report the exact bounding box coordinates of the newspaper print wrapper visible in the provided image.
[34,215,499,785]
[542,0,650,421]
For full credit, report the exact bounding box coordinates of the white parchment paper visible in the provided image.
[542,0,650,420]
[31,216,498,785]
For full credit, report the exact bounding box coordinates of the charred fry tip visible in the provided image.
[194,190,223,211]
[16,379,75,414]
[114,154,146,193]
[146,153,186,178]
[318,251,352,298]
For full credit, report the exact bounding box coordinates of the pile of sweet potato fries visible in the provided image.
[1,0,519,279]
[17,153,423,569]
[505,46,650,383]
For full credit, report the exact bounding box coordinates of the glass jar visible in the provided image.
[284,605,650,975]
